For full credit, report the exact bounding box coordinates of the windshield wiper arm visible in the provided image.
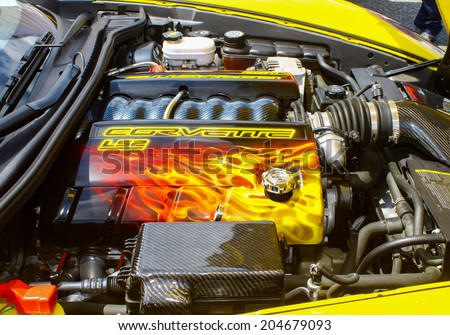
[34,12,96,48]
[0,32,54,112]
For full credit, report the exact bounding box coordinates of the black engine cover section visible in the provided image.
[127,221,284,314]
[108,71,300,107]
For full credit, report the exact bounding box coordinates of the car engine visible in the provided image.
[1,4,450,315]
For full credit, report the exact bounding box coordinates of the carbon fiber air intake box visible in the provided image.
[127,221,284,314]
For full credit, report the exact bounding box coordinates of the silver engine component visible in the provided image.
[266,57,306,102]
[308,112,347,169]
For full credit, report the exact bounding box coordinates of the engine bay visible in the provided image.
[1,3,450,315]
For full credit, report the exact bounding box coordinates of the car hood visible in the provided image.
[111,0,444,61]
[437,0,450,35]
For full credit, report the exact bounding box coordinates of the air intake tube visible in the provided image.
[308,98,450,167]
[396,102,450,166]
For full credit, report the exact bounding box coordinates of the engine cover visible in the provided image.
[44,119,323,246]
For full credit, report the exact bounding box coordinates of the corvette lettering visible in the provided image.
[103,127,296,139]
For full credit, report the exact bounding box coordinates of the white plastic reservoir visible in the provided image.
[163,36,216,67]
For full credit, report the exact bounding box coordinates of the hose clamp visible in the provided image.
[388,101,400,144]
[367,102,379,144]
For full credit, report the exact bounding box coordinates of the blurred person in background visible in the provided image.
[414,0,443,42]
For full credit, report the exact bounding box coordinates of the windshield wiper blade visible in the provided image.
[0,32,54,112]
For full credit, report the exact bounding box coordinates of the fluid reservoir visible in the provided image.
[162,31,216,67]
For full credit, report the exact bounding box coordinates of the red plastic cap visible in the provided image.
[149,64,166,73]
[0,280,57,315]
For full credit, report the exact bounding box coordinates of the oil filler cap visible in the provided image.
[223,30,246,49]
[262,168,296,202]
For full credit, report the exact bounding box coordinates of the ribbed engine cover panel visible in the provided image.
[103,96,283,121]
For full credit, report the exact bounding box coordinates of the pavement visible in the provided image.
[349,0,448,48]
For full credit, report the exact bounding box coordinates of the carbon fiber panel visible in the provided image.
[103,96,171,120]
[129,221,284,314]
[397,102,450,166]
[173,97,283,121]
[103,96,283,121]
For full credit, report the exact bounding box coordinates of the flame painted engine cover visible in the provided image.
[41,119,323,246]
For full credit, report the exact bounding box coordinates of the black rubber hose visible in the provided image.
[391,255,402,274]
[316,97,388,147]
[341,231,359,274]
[350,97,368,146]
[385,171,442,266]
[387,161,425,236]
[316,263,360,285]
[416,248,443,266]
[386,172,415,238]
[386,172,403,202]
[325,103,342,129]
[285,286,312,302]
[287,266,441,291]
[351,266,441,288]
[327,266,441,297]
[355,219,404,266]
[348,149,382,192]
[317,53,361,92]
[356,234,445,274]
